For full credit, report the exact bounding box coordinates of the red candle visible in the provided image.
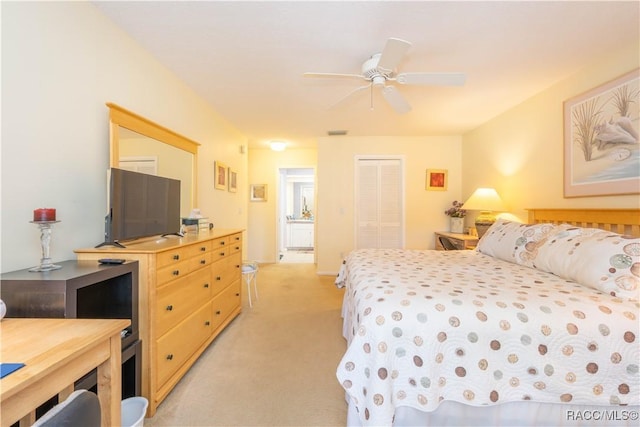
[34,208,56,222]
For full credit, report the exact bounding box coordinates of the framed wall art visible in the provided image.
[564,69,639,197]
[250,184,267,202]
[228,168,237,193]
[214,161,227,190]
[426,169,448,191]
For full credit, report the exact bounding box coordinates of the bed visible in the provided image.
[336,209,640,426]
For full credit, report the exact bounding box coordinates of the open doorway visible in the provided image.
[277,167,315,263]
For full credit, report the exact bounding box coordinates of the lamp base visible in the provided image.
[475,211,496,239]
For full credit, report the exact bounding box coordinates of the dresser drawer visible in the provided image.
[211,280,241,330]
[211,255,241,294]
[157,247,190,268]
[156,268,212,337]
[185,241,212,258]
[227,233,242,254]
[157,259,192,286]
[190,252,212,271]
[156,301,213,388]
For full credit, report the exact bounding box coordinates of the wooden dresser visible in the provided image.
[75,229,243,416]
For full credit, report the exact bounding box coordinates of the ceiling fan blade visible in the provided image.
[382,85,411,114]
[377,38,412,73]
[395,72,466,86]
[303,72,365,81]
[329,84,371,109]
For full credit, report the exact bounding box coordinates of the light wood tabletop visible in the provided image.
[1,318,130,427]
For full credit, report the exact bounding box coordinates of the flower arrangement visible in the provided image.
[444,201,466,218]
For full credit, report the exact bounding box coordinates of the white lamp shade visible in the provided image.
[461,188,505,212]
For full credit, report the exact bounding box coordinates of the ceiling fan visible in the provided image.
[303,38,466,114]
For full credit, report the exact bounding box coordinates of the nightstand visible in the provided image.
[434,231,478,250]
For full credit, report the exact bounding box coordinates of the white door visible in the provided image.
[355,157,404,249]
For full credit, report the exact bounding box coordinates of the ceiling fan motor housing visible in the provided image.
[362,53,391,84]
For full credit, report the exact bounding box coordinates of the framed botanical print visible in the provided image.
[564,69,639,197]
[250,184,267,202]
[426,169,447,191]
[214,161,227,190]
[228,168,237,193]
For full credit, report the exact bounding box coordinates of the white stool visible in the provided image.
[241,261,259,307]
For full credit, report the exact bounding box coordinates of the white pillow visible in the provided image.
[476,219,559,266]
[533,226,640,300]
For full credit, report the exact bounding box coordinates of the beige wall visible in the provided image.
[316,136,463,274]
[463,41,640,225]
[246,148,318,263]
[1,2,247,272]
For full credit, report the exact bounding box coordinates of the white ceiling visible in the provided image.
[93,1,639,149]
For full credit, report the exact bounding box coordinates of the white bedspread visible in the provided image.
[336,249,639,426]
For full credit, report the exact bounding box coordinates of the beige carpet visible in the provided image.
[145,263,348,426]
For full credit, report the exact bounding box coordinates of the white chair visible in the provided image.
[241,261,259,307]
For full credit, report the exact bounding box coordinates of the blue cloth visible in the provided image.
[0,363,25,378]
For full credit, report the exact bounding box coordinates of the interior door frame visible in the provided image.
[275,166,317,263]
[354,155,406,249]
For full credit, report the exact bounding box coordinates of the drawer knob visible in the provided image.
[205,321,211,326]
[235,293,240,297]
[172,270,180,276]
[235,236,240,241]
[173,254,180,260]
[235,264,240,269]
[216,276,221,281]
[200,246,206,252]
[220,241,226,246]
[200,259,206,265]
[215,310,221,315]
[166,354,174,360]
[219,252,226,256]
[235,246,240,250]
[166,305,173,311]
[204,283,209,288]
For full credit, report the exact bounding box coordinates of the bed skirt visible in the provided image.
[346,397,640,427]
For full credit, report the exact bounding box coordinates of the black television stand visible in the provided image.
[95,240,127,249]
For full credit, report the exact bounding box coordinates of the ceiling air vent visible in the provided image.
[327,130,348,136]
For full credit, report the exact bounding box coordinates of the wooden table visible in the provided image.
[0,318,130,427]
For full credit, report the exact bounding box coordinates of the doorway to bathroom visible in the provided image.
[277,167,315,263]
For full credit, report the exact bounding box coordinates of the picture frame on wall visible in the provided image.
[214,161,227,190]
[563,69,639,197]
[425,169,448,191]
[228,169,237,193]
[250,184,267,202]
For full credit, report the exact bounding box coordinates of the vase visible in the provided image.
[450,217,464,234]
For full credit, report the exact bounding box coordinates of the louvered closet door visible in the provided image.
[356,158,404,249]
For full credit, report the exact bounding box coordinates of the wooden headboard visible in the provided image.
[527,208,640,237]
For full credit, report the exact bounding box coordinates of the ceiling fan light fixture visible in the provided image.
[270,141,287,151]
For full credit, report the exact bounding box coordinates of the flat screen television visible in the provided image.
[98,168,181,247]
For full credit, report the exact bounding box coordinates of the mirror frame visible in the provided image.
[107,102,200,209]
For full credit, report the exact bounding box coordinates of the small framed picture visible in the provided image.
[228,169,237,193]
[250,184,267,202]
[426,169,447,191]
[214,161,227,190]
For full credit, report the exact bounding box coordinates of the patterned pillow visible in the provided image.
[477,219,559,266]
[533,227,640,300]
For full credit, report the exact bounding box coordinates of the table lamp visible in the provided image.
[461,188,505,238]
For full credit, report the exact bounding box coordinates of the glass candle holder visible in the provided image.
[29,220,62,272]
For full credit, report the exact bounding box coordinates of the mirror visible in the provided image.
[107,103,199,217]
